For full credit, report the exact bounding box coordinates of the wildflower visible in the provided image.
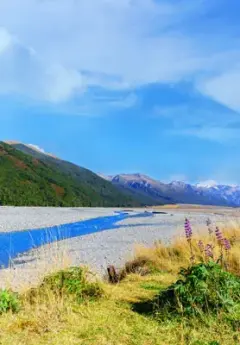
[223,238,231,252]
[205,244,214,258]
[198,240,204,253]
[215,227,223,242]
[215,227,225,267]
[184,218,195,263]
[184,218,192,240]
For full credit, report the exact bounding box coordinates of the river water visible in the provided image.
[0,211,152,267]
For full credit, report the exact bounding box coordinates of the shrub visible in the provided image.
[154,262,240,317]
[0,289,20,314]
[40,267,103,302]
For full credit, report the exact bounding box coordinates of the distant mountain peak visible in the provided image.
[169,180,187,187]
[97,173,113,181]
[27,144,46,154]
[4,140,21,145]
[106,173,240,207]
[6,141,59,160]
[26,144,59,160]
[196,180,218,188]
[114,173,156,182]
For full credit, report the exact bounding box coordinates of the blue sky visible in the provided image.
[0,0,240,184]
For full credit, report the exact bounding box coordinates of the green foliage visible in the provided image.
[140,282,163,291]
[193,341,220,345]
[155,262,240,317]
[40,267,103,302]
[0,142,139,207]
[0,289,20,314]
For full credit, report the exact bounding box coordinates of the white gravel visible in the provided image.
[0,206,239,290]
[0,207,118,232]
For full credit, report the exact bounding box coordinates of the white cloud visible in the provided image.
[0,27,84,102]
[0,0,201,90]
[45,65,83,103]
[28,144,45,153]
[154,101,240,143]
[0,0,238,109]
[198,70,240,112]
[170,127,240,143]
[93,93,138,109]
[0,28,12,53]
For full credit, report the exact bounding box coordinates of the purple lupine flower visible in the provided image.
[205,244,214,258]
[184,218,192,240]
[223,238,231,251]
[215,227,223,243]
[198,240,204,253]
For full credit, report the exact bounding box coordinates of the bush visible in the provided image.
[155,262,240,317]
[0,289,20,314]
[40,267,103,302]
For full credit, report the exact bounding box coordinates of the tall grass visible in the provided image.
[124,222,240,276]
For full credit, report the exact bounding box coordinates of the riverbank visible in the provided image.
[0,206,238,290]
[1,205,238,233]
[0,207,118,233]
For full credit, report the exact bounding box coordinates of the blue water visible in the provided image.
[0,211,152,268]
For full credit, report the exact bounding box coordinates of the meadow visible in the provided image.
[0,218,239,345]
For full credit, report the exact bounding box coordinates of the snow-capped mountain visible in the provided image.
[196,180,218,188]
[99,173,240,207]
[195,183,240,207]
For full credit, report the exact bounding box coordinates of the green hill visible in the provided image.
[0,142,140,207]
[10,143,159,206]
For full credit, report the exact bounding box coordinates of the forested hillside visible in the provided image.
[0,142,139,207]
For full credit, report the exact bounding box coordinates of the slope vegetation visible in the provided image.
[0,142,139,207]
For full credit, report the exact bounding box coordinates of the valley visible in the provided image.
[0,205,238,291]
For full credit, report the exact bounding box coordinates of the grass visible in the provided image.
[0,223,239,344]
[124,222,240,276]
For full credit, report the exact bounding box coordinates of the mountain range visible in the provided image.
[2,141,240,208]
[99,173,240,207]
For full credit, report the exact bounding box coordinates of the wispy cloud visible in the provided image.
[155,101,240,143]
[89,92,138,109]
[169,127,240,144]
[0,28,84,102]
[198,69,240,112]
[0,0,239,111]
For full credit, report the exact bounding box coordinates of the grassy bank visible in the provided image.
[0,222,239,345]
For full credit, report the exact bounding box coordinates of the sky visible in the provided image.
[0,0,240,185]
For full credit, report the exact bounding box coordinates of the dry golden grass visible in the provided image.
[0,222,239,344]
[124,222,240,276]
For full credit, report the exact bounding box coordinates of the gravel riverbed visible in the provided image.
[0,207,117,232]
[0,206,239,290]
